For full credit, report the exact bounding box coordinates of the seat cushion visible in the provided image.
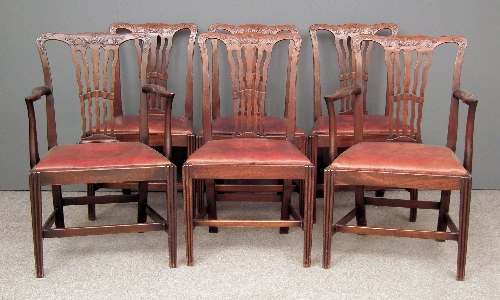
[331,142,468,176]
[211,116,305,136]
[33,142,170,171]
[186,139,312,166]
[114,115,193,135]
[311,115,392,136]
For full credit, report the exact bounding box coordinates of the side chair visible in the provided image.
[194,23,307,217]
[183,32,315,267]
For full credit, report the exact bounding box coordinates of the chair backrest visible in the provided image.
[36,32,152,144]
[198,32,302,144]
[109,22,197,120]
[310,23,398,121]
[351,35,467,144]
[207,24,298,120]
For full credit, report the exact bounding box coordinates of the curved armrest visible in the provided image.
[453,89,478,174]
[142,84,175,100]
[453,89,476,105]
[324,86,362,103]
[25,86,52,102]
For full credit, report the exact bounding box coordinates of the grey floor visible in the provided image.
[1,189,499,299]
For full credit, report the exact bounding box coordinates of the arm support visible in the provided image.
[141,84,175,159]
[25,86,54,168]
[453,89,478,174]
[324,86,362,163]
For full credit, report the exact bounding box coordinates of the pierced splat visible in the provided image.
[36,32,148,142]
[228,40,272,137]
[208,24,298,121]
[199,32,301,142]
[354,35,468,142]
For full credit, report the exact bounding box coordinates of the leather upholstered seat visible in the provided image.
[186,139,311,166]
[331,142,468,177]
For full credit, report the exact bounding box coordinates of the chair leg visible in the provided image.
[30,172,44,278]
[51,185,65,228]
[309,136,320,221]
[280,179,292,234]
[137,181,148,223]
[86,183,96,221]
[456,178,471,281]
[322,168,334,269]
[187,134,197,157]
[437,190,451,233]
[298,179,305,223]
[205,180,218,233]
[303,166,314,268]
[167,164,177,268]
[355,186,367,226]
[195,179,204,215]
[183,166,195,266]
[409,188,419,222]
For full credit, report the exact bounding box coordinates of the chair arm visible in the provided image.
[25,86,52,102]
[25,86,54,169]
[142,84,175,100]
[453,89,478,174]
[322,86,362,162]
[323,86,362,103]
[453,89,475,105]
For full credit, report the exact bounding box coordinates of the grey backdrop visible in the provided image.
[1,0,497,190]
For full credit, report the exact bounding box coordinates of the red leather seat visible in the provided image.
[34,142,169,171]
[331,142,468,176]
[186,139,311,165]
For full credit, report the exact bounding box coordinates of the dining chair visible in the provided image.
[27,32,177,277]
[322,34,477,280]
[309,23,398,198]
[183,32,315,266]
[194,23,307,216]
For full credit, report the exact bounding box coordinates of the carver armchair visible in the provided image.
[322,34,477,280]
[27,32,177,277]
